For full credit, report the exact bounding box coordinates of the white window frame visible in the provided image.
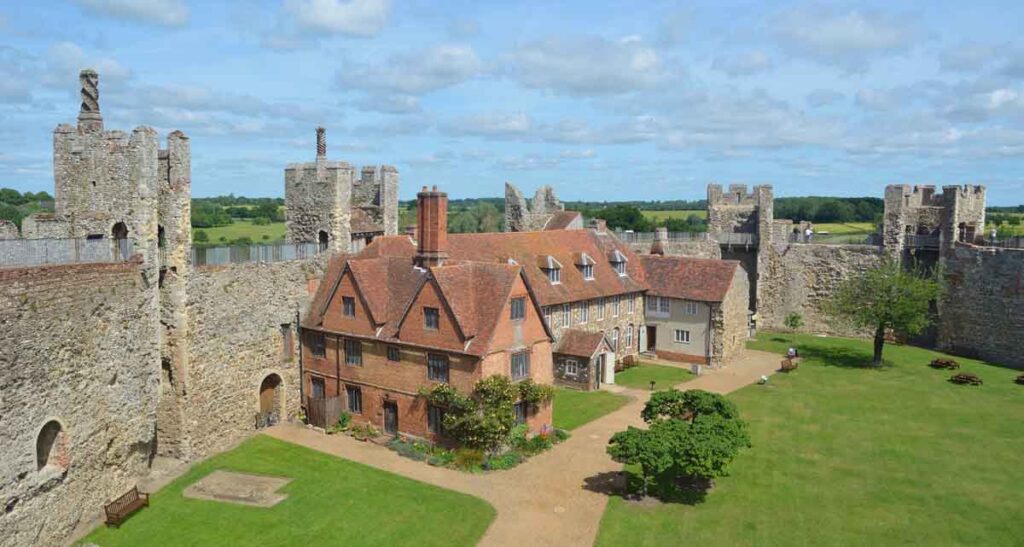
[625,325,633,348]
[628,295,636,314]
[684,300,699,315]
[596,297,605,320]
[659,297,671,314]
[561,303,571,328]
[579,301,589,324]
[582,264,594,280]
[614,261,627,276]
[544,306,552,328]
[674,329,691,344]
[548,268,561,284]
[565,358,579,376]
[610,329,619,351]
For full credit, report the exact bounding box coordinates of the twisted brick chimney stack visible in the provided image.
[77,68,103,132]
[316,126,326,159]
[415,185,448,268]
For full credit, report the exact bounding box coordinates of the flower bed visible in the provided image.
[949,372,983,386]
[387,425,570,472]
[929,358,960,370]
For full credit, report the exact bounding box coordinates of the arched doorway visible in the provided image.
[37,420,68,471]
[258,374,283,428]
[318,230,329,252]
[112,222,129,260]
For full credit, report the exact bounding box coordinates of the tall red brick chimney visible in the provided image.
[415,185,448,267]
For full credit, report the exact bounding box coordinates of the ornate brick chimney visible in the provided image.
[316,126,326,160]
[415,186,448,268]
[77,68,103,132]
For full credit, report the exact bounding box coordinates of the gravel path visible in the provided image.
[266,349,781,547]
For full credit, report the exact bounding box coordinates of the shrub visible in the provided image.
[453,448,485,470]
[522,434,553,455]
[1015,374,1024,385]
[553,428,570,442]
[929,358,960,370]
[484,451,523,471]
[507,423,530,451]
[326,413,351,434]
[949,373,983,386]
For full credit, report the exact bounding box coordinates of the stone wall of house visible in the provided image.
[181,257,326,459]
[938,245,1024,368]
[543,292,645,361]
[716,264,751,366]
[553,354,597,390]
[758,243,885,335]
[0,260,160,547]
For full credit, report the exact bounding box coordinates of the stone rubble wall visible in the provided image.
[0,220,18,239]
[717,264,751,365]
[182,257,326,460]
[938,245,1024,368]
[284,161,353,252]
[504,182,564,232]
[0,261,159,547]
[757,243,884,336]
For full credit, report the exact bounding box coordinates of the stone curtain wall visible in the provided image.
[183,257,325,459]
[0,261,160,547]
[717,265,751,365]
[758,244,884,335]
[939,246,1024,368]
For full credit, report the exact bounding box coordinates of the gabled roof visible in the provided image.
[537,255,563,270]
[350,208,382,234]
[554,329,611,358]
[543,210,582,231]
[360,229,647,306]
[639,255,741,303]
[304,254,544,357]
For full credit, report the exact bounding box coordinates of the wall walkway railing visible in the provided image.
[616,231,710,243]
[788,233,883,246]
[713,232,758,247]
[0,238,134,268]
[904,234,940,249]
[192,242,321,266]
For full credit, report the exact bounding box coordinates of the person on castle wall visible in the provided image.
[991,228,998,243]
[804,224,814,243]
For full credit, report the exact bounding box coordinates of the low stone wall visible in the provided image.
[0,260,159,547]
[758,244,885,335]
[938,245,1024,368]
[182,257,326,459]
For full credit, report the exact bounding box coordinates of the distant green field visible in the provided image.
[987,220,1024,236]
[640,210,707,221]
[812,222,876,235]
[195,220,287,244]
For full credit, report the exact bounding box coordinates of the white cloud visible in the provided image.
[510,36,667,95]
[711,50,774,76]
[72,0,189,27]
[855,88,900,111]
[284,0,390,37]
[338,44,482,96]
[773,7,915,70]
[45,42,132,87]
[444,112,531,138]
[0,46,34,103]
[354,93,421,114]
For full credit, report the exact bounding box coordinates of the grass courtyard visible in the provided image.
[84,436,495,547]
[615,363,693,390]
[553,388,630,430]
[195,220,287,245]
[597,333,1024,546]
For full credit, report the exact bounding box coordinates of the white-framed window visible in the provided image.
[562,303,571,328]
[511,351,530,380]
[547,268,561,284]
[596,297,605,320]
[612,296,620,317]
[628,295,636,314]
[646,295,659,312]
[684,300,699,315]
[659,297,671,314]
[565,358,579,376]
[544,306,552,328]
[579,301,589,324]
[625,324,634,348]
[674,329,691,344]
[610,328,620,351]
[582,264,594,280]
[613,261,627,276]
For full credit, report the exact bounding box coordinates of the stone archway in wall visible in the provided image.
[318,230,329,252]
[112,221,129,260]
[257,373,284,428]
[36,419,69,473]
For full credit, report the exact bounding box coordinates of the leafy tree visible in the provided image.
[655,413,751,482]
[641,389,740,424]
[191,201,232,228]
[193,229,209,243]
[607,426,674,498]
[826,259,943,366]
[784,312,804,345]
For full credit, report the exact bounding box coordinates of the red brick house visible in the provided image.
[301,187,554,441]
[362,219,648,389]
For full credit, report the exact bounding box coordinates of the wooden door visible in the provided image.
[383,401,398,435]
[646,326,657,352]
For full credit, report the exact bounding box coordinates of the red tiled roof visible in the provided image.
[543,210,582,230]
[304,254,535,357]
[639,255,740,303]
[360,229,647,306]
[554,329,610,358]
[350,208,382,234]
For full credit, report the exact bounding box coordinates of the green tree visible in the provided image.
[784,312,804,346]
[655,413,751,482]
[641,389,740,424]
[826,259,943,366]
[193,229,209,243]
[607,426,674,498]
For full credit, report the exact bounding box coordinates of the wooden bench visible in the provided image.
[104,486,149,527]
[780,357,800,372]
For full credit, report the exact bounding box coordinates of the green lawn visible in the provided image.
[813,221,876,235]
[196,220,287,245]
[596,334,1024,546]
[615,363,693,390]
[640,210,707,222]
[553,388,630,430]
[84,436,495,547]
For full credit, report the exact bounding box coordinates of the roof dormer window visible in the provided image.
[609,249,628,277]
[538,255,563,285]
[575,252,596,280]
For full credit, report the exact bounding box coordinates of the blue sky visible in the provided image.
[1,0,1022,204]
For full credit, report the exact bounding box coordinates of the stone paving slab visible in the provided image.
[183,470,292,507]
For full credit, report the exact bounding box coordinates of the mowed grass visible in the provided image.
[813,221,876,234]
[553,388,630,430]
[615,363,693,390]
[596,334,1024,547]
[987,220,1024,236]
[640,210,707,222]
[196,220,287,244]
[84,435,495,547]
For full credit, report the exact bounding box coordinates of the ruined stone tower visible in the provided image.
[706,184,773,311]
[504,182,565,232]
[285,127,398,252]
[883,184,987,257]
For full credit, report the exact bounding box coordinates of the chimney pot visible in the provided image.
[415,186,448,267]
